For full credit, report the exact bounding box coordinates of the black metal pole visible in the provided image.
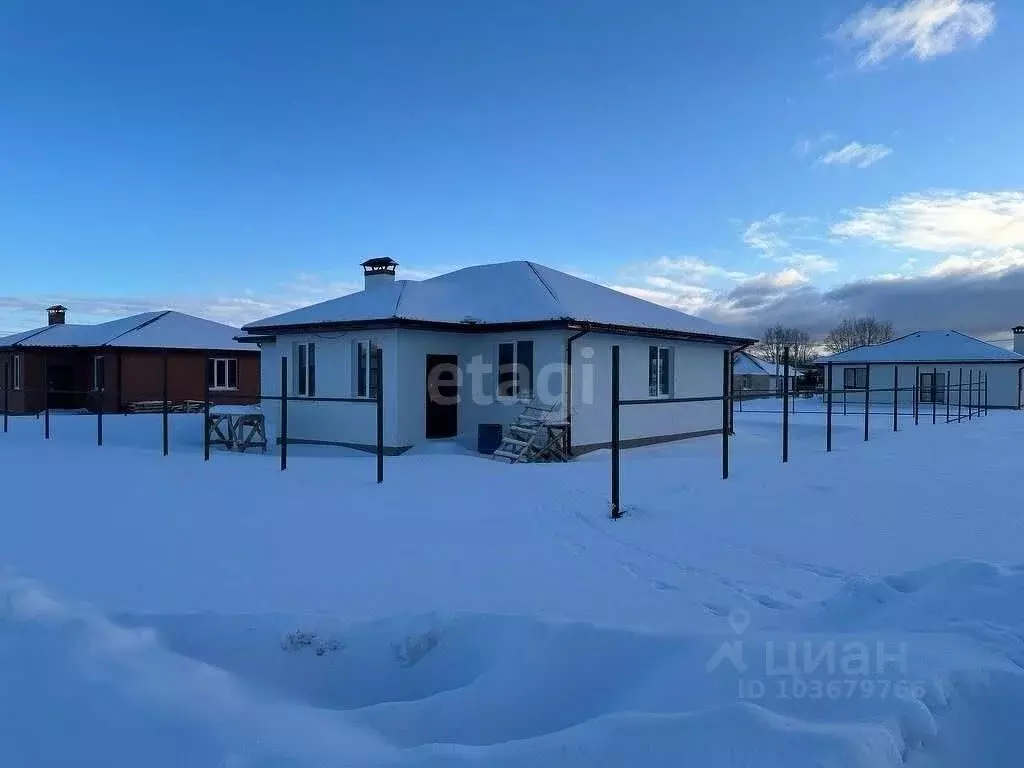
[721,349,730,480]
[44,356,50,440]
[826,362,833,453]
[957,367,963,422]
[376,346,384,484]
[932,366,937,425]
[611,345,621,519]
[782,347,790,463]
[280,356,288,471]
[984,372,988,416]
[728,350,736,435]
[893,366,899,432]
[203,358,211,461]
[863,363,870,442]
[946,373,951,423]
[913,365,920,425]
[968,369,973,420]
[2,362,8,433]
[97,389,103,447]
[162,349,169,456]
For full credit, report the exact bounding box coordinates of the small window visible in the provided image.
[741,374,753,389]
[843,367,868,389]
[497,340,533,399]
[649,345,672,397]
[356,341,380,398]
[11,354,22,390]
[207,357,239,390]
[92,355,106,391]
[920,372,946,403]
[295,343,315,397]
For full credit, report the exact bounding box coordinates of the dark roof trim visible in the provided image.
[2,344,257,355]
[816,359,1024,366]
[242,316,755,346]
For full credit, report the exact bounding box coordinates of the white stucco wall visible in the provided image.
[257,327,736,451]
[569,333,731,449]
[824,362,1022,409]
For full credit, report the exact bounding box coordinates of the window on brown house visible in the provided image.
[207,358,238,391]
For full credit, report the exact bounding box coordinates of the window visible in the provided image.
[920,372,947,403]
[10,354,21,390]
[207,358,239,391]
[92,355,106,391]
[648,346,672,397]
[843,367,868,389]
[355,341,380,398]
[497,340,533,399]
[741,374,754,389]
[295,343,315,397]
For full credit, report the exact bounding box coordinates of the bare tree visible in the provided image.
[754,324,814,366]
[823,317,895,354]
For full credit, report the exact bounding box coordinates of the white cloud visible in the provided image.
[834,0,995,69]
[648,256,749,282]
[927,248,1024,277]
[776,253,839,273]
[833,191,1024,253]
[819,141,893,168]
[743,213,790,256]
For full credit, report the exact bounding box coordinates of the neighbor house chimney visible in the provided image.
[361,257,399,290]
[1013,325,1024,354]
[47,304,67,325]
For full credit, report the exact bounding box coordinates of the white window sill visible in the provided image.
[209,387,239,392]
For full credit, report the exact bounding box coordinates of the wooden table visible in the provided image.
[207,406,268,453]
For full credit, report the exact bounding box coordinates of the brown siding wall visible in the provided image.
[119,350,259,408]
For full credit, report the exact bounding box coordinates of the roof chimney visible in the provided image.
[47,304,67,325]
[361,257,398,290]
[1013,325,1024,354]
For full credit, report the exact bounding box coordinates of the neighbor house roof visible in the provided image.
[244,261,753,342]
[733,352,801,376]
[0,311,248,352]
[817,330,1024,364]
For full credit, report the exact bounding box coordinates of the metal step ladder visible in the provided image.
[492,399,569,463]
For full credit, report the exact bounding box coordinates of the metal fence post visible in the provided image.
[96,389,103,446]
[826,362,833,453]
[44,356,50,440]
[913,365,919,425]
[722,349,730,480]
[2,362,8,433]
[984,372,988,416]
[968,369,973,421]
[203,359,211,461]
[932,366,937,425]
[957,367,963,422]
[782,347,790,463]
[892,366,899,432]
[376,346,384,484]
[162,349,169,456]
[946,373,951,423]
[611,345,621,519]
[863,363,870,442]
[280,356,288,471]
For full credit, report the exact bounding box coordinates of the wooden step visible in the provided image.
[492,449,522,461]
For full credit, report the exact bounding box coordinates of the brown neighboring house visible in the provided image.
[0,305,259,414]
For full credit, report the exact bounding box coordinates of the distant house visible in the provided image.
[242,258,754,454]
[732,351,801,397]
[0,306,259,414]
[817,329,1024,409]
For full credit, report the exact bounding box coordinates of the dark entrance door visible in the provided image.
[425,354,458,439]
[47,364,77,409]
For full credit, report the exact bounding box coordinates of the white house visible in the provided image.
[817,329,1024,409]
[241,258,754,453]
[732,352,800,397]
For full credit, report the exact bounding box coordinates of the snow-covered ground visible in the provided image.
[1,409,1022,766]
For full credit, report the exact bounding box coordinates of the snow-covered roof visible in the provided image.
[244,261,752,341]
[818,330,1024,364]
[0,311,248,352]
[733,352,801,377]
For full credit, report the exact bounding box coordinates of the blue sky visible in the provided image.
[1,0,1022,338]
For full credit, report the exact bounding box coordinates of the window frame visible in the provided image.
[919,372,947,403]
[496,340,534,401]
[92,355,106,392]
[355,340,380,399]
[843,367,868,390]
[648,345,673,398]
[10,354,22,390]
[294,343,315,397]
[208,357,239,391]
